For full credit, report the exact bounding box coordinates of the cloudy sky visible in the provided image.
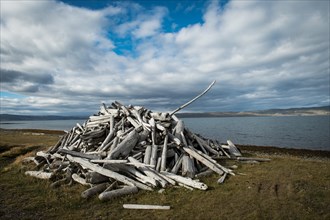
[0,0,329,116]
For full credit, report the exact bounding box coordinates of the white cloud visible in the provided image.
[0,0,329,115]
[113,5,167,39]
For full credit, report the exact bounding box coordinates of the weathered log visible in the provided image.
[25,171,52,179]
[149,118,158,166]
[182,154,195,178]
[98,186,138,201]
[156,156,162,172]
[81,183,108,199]
[108,129,139,159]
[143,145,152,164]
[171,155,183,174]
[123,204,170,210]
[98,118,115,152]
[106,136,119,159]
[160,134,168,172]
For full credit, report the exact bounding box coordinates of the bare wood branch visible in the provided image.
[170,80,216,116]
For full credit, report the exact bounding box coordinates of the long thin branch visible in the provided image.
[169,80,216,116]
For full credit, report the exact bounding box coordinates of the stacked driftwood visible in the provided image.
[23,101,269,201]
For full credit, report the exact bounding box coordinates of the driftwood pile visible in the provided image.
[23,102,244,199]
[23,82,270,202]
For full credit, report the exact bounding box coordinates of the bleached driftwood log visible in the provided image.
[81,183,108,199]
[160,134,168,172]
[25,171,52,179]
[99,186,138,201]
[109,129,140,159]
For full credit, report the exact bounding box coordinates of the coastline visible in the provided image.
[1,128,329,158]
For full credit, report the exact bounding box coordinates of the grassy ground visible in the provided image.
[1,129,329,219]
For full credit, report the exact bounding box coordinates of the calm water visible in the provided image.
[1,116,329,151]
[183,116,330,151]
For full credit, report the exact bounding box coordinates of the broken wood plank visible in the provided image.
[227,140,242,157]
[123,204,170,210]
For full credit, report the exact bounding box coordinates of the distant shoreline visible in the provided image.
[1,111,329,121]
[1,105,329,121]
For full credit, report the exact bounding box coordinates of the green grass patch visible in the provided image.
[0,129,329,219]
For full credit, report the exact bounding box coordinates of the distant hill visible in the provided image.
[0,114,87,121]
[1,106,329,121]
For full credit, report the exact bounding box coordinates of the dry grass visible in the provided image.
[0,129,329,219]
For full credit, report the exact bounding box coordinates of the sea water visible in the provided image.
[1,116,329,150]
